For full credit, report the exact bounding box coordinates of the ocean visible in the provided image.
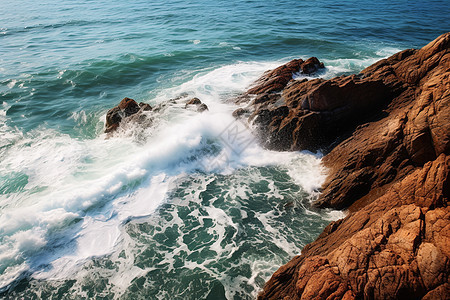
[1,0,448,298]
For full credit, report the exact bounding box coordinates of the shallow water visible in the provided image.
[1,0,449,298]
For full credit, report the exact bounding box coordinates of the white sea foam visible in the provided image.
[286,151,326,196]
[69,110,87,124]
[293,47,404,82]
[152,60,281,104]
[0,104,24,152]
[375,47,403,57]
[319,47,404,78]
[218,42,241,51]
[0,59,344,295]
[7,80,16,89]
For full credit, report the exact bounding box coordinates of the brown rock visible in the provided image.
[185,97,202,106]
[185,97,209,112]
[197,103,208,112]
[260,189,449,299]
[300,57,325,75]
[105,106,122,131]
[232,107,251,119]
[247,59,304,95]
[417,243,448,290]
[139,102,152,111]
[257,33,450,300]
[246,57,325,96]
[105,97,151,133]
[247,33,449,155]
[248,72,394,152]
[118,97,140,114]
[422,283,450,300]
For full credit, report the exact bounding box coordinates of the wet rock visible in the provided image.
[105,97,152,133]
[118,97,140,113]
[232,107,251,119]
[139,102,152,111]
[246,59,304,95]
[197,103,208,112]
[185,97,202,106]
[185,97,209,112]
[245,57,325,96]
[105,106,122,133]
[301,56,325,75]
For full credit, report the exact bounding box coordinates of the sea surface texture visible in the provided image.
[1,0,448,298]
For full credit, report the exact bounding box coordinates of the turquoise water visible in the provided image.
[1,0,449,298]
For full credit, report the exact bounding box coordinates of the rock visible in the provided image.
[245,57,325,96]
[105,97,152,133]
[104,95,209,135]
[185,97,202,106]
[185,97,209,112]
[197,103,208,112]
[259,160,450,298]
[232,107,251,119]
[139,102,152,111]
[118,97,140,114]
[105,106,122,132]
[422,283,450,300]
[257,33,450,299]
[246,59,304,95]
[300,56,325,75]
[247,34,449,154]
[248,73,395,152]
[417,243,448,290]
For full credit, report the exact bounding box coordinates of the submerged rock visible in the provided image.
[256,32,450,299]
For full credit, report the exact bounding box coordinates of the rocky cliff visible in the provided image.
[245,33,450,299]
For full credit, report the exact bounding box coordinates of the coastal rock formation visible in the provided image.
[240,61,399,152]
[185,97,209,112]
[105,97,152,133]
[105,96,208,133]
[243,57,324,96]
[257,33,450,299]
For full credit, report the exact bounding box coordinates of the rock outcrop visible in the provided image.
[105,96,208,133]
[185,97,209,112]
[105,97,152,133]
[257,33,450,299]
[242,57,324,97]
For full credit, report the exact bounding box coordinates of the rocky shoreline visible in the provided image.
[250,33,450,299]
[104,33,449,299]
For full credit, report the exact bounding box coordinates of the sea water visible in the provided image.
[1,0,449,298]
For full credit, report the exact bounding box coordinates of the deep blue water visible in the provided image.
[0,0,449,298]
